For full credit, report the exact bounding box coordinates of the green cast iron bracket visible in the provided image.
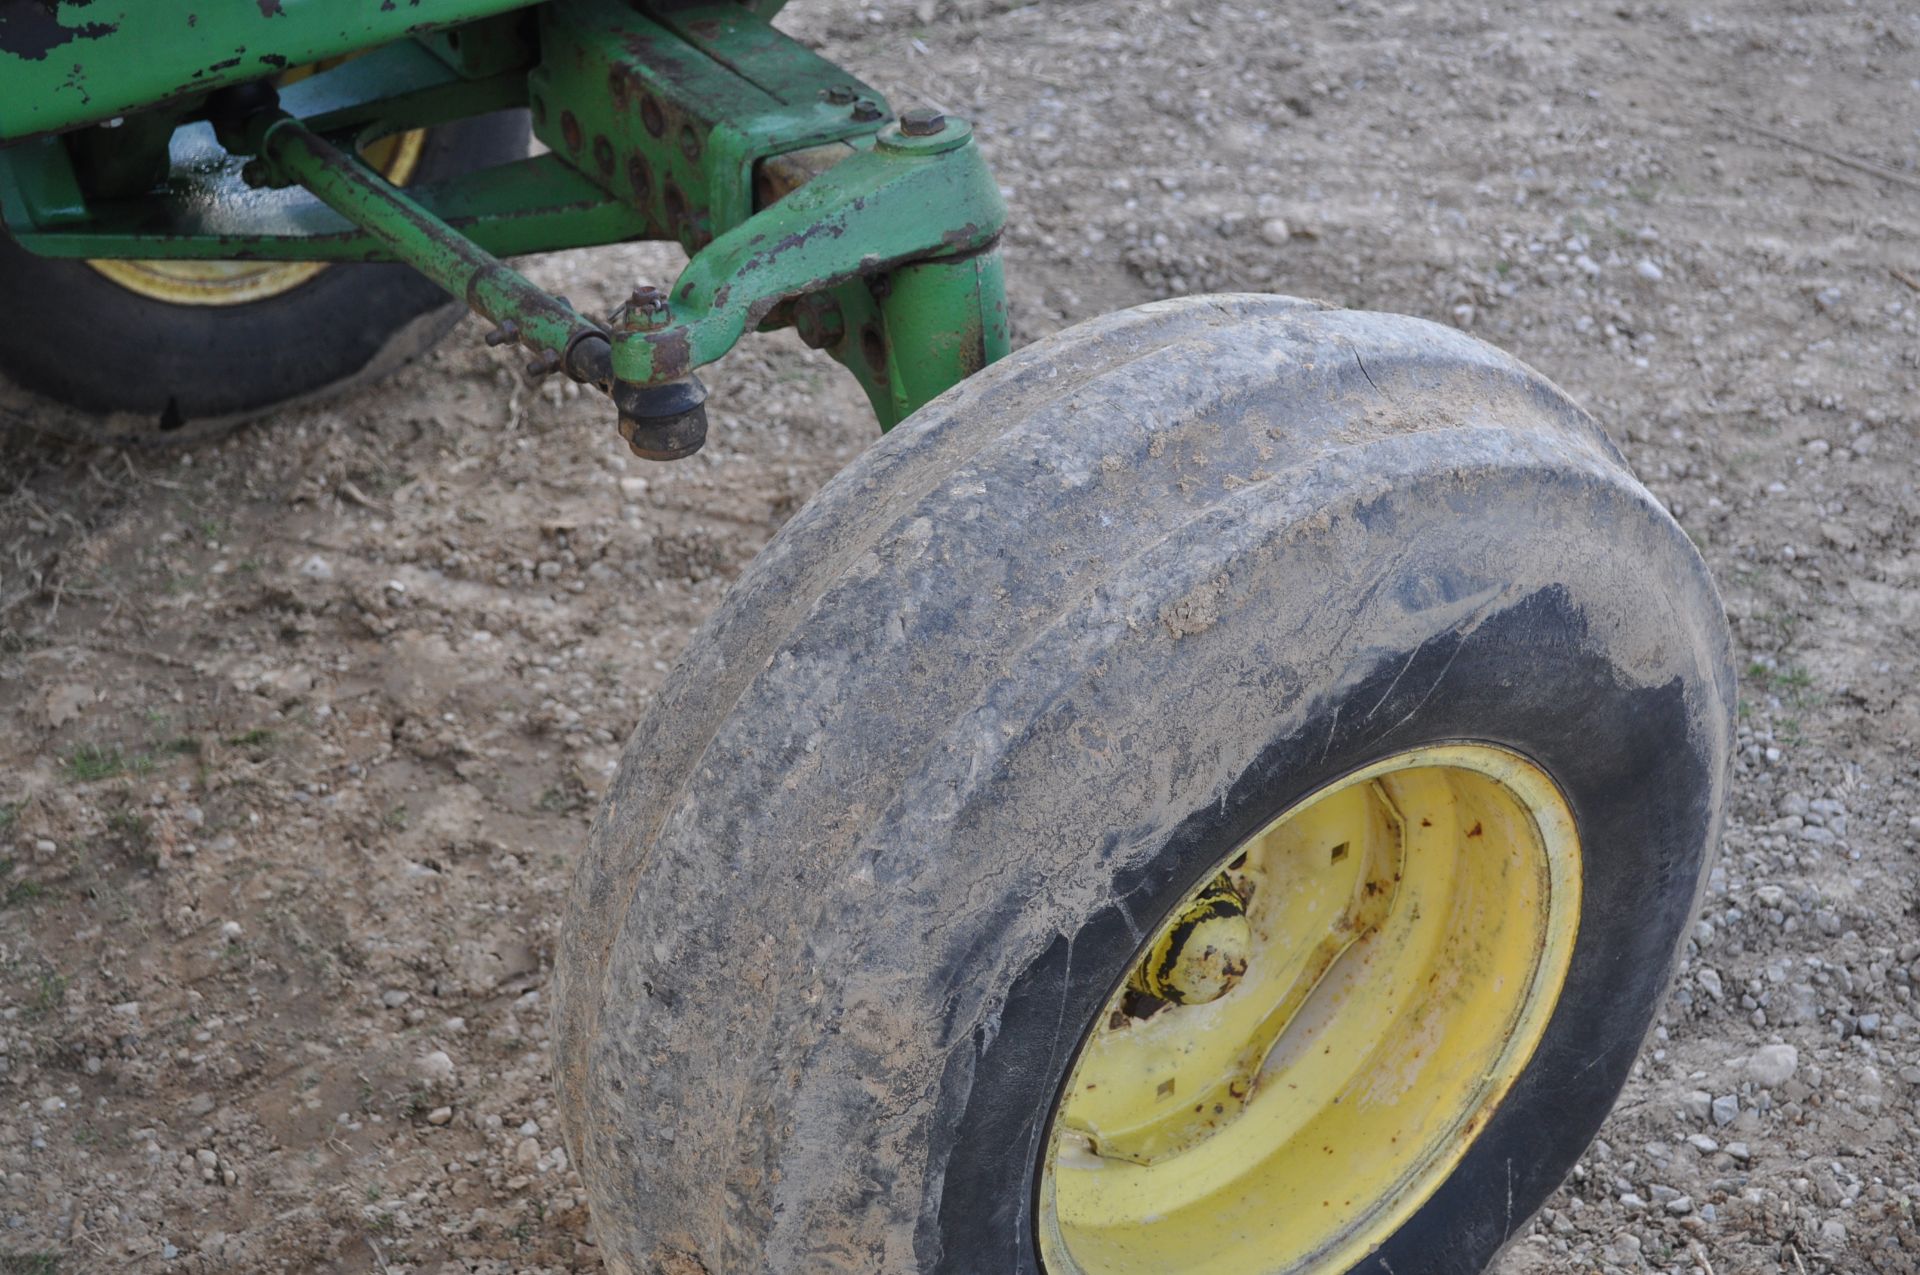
[527,0,892,252]
[604,118,1005,387]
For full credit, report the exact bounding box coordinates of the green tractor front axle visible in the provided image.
[0,0,1011,455]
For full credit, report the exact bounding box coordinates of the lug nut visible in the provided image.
[899,107,946,137]
[820,84,857,105]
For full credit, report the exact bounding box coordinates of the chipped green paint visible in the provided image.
[0,0,541,141]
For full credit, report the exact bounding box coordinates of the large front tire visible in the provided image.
[553,295,1733,1274]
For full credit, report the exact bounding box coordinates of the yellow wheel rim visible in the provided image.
[1039,743,1582,1275]
[85,62,428,307]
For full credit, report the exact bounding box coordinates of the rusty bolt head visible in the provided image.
[483,319,522,348]
[240,157,273,188]
[850,98,885,122]
[820,85,857,105]
[619,284,671,332]
[524,348,563,382]
[899,107,946,137]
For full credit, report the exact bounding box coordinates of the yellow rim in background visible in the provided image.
[1038,743,1582,1275]
[86,60,428,307]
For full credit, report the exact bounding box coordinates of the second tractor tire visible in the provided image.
[0,110,529,445]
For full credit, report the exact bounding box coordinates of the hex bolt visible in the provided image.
[240,158,273,188]
[820,85,857,105]
[524,348,563,381]
[618,284,671,332]
[899,107,947,137]
[483,319,522,347]
[850,98,884,122]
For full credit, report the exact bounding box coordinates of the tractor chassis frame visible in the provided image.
[0,1,1011,453]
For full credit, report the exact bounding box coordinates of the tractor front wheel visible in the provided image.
[553,294,1733,1274]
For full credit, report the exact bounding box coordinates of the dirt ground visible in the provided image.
[4,0,1919,1271]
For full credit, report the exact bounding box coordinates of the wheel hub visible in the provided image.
[1038,744,1582,1275]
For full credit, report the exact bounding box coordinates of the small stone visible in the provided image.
[1682,1090,1713,1122]
[298,554,333,581]
[426,1106,453,1126]
[1665,1193,1694,1215]
[513,1137,541,1168]
[1697,967,1724,1000]
[195,1149,218,1168]
[1686,1133,1719,1154]
[1259,217,1292,247]
[415,1050,455,1084]
[1747,1043,1799,1088]
[1711,1093,1740,1126]
[1819,1217,1848,1245]
[1619,1191,1648,1213]
[1726,1141,1750,1162]
[1635,258,1664,282]
[218,920,243,940]
[382,989,411,1008]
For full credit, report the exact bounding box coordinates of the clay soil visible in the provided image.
[3,0,1919,1271]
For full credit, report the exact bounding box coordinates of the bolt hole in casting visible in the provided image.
[1039,745,1581,1275]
